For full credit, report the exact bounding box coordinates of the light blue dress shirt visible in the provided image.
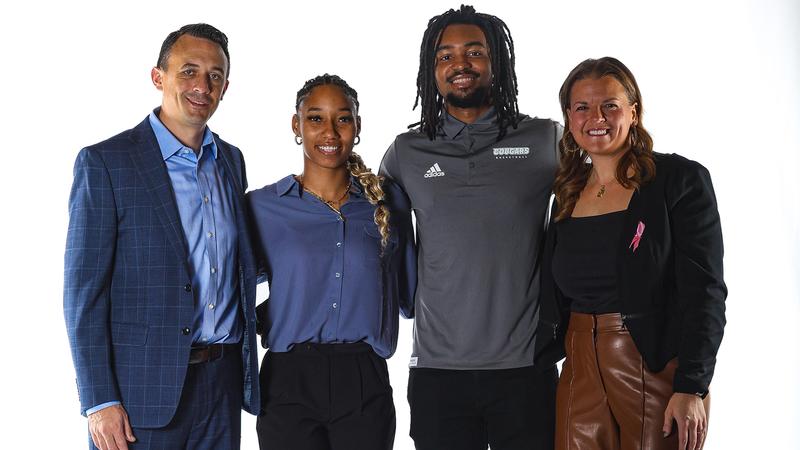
[86,111,242,415]
[148,111,242,346]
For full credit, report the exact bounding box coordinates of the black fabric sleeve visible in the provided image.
[667,159,727,395]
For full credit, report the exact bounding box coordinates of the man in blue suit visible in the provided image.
[64,23,259,450]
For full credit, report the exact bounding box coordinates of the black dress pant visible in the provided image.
[408,365,558,450]
[256,342,395,450]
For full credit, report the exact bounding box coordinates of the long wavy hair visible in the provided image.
[553,57,656,221]
[296,74,391,250]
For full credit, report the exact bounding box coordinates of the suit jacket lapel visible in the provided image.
[214,136,254,269]
[128,117,191,277]
[214,136,243,194]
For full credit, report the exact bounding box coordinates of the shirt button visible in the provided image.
[336,242,342,248]
[208,304,215,309]
[207,232,214,238]
[184,284,192,292]
[204,196,210,203]
[210,267,217,274]
[182,327,191,335]
[335,272,341,278]
[332,303,338,309]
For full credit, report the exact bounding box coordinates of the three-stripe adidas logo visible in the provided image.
[424,163,445,178]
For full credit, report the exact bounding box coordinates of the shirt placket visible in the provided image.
[326,212,346,341]
[197,148,220,342]
[464,125,478,184]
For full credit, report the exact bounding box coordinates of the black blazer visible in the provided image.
[534,153,727,396]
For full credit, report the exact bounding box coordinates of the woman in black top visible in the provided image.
[535,57,726,450]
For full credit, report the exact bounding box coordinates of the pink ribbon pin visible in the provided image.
[629,221,645,252]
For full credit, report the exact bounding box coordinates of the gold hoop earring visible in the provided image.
[563,130,581,154]
[295,135,302,145]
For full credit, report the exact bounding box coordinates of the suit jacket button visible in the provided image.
[184,284,192,292]
[182,327,191,335]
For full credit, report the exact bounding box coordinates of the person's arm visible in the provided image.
[378,138,404,188]
[553,121,564,163]
[64,148,135,450]
[661,158,727,450]
[669,160,726,396]
[387,182,416,319]
[245,190,272,335]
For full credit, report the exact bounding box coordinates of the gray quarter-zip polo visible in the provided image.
[380,109,561,370]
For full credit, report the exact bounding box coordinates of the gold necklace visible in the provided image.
[593,173,617,198]
[299,176,352,216]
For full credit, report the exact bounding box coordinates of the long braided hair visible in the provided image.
[413,4,520,141]
[296,74,391,250]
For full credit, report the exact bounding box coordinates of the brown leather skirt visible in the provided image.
[555,312,678,450]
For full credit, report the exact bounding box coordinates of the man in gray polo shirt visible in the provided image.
[380,5,561,450]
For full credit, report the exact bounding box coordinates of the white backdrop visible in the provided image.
[1,0,798,448]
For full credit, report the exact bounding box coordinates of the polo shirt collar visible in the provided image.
[440,107,497,139]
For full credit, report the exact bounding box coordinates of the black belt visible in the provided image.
[288,342,373,355]
[188,343,239,364]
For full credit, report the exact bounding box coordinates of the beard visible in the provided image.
[445,85,491,109]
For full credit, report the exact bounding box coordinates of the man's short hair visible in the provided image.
[156,23,230,75]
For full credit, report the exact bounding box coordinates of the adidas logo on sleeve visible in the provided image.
[424,163,446,178]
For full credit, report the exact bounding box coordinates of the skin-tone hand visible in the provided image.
[663,393,707,450]
[88,404,136,450]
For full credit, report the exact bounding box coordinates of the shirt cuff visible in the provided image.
[86,401,121,416]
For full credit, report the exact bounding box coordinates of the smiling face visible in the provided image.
[567,75,638,158]
[292,84,360,171]
[151,34,229,131]
[434,23,493,111]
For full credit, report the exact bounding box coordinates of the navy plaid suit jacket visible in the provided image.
[64,115,260,428]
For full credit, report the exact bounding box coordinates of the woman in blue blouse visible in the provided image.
[247,74,416,450]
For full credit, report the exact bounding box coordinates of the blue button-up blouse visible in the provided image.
[246,175,416,358]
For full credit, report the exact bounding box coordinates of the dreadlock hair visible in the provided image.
[295,74,391,251]
[157,23,230,76]
[553,57,656,222]
[413,4,520,141]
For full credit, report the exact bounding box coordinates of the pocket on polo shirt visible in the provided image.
[111,322,149,346]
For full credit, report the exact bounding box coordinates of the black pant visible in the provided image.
[256,342,395,450]
[408,365,558,450]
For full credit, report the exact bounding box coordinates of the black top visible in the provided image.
[535,153,727,397]
[552,210,626,314]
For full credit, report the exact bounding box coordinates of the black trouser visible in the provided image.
[408,365,558,450]
[256,342,395,450]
